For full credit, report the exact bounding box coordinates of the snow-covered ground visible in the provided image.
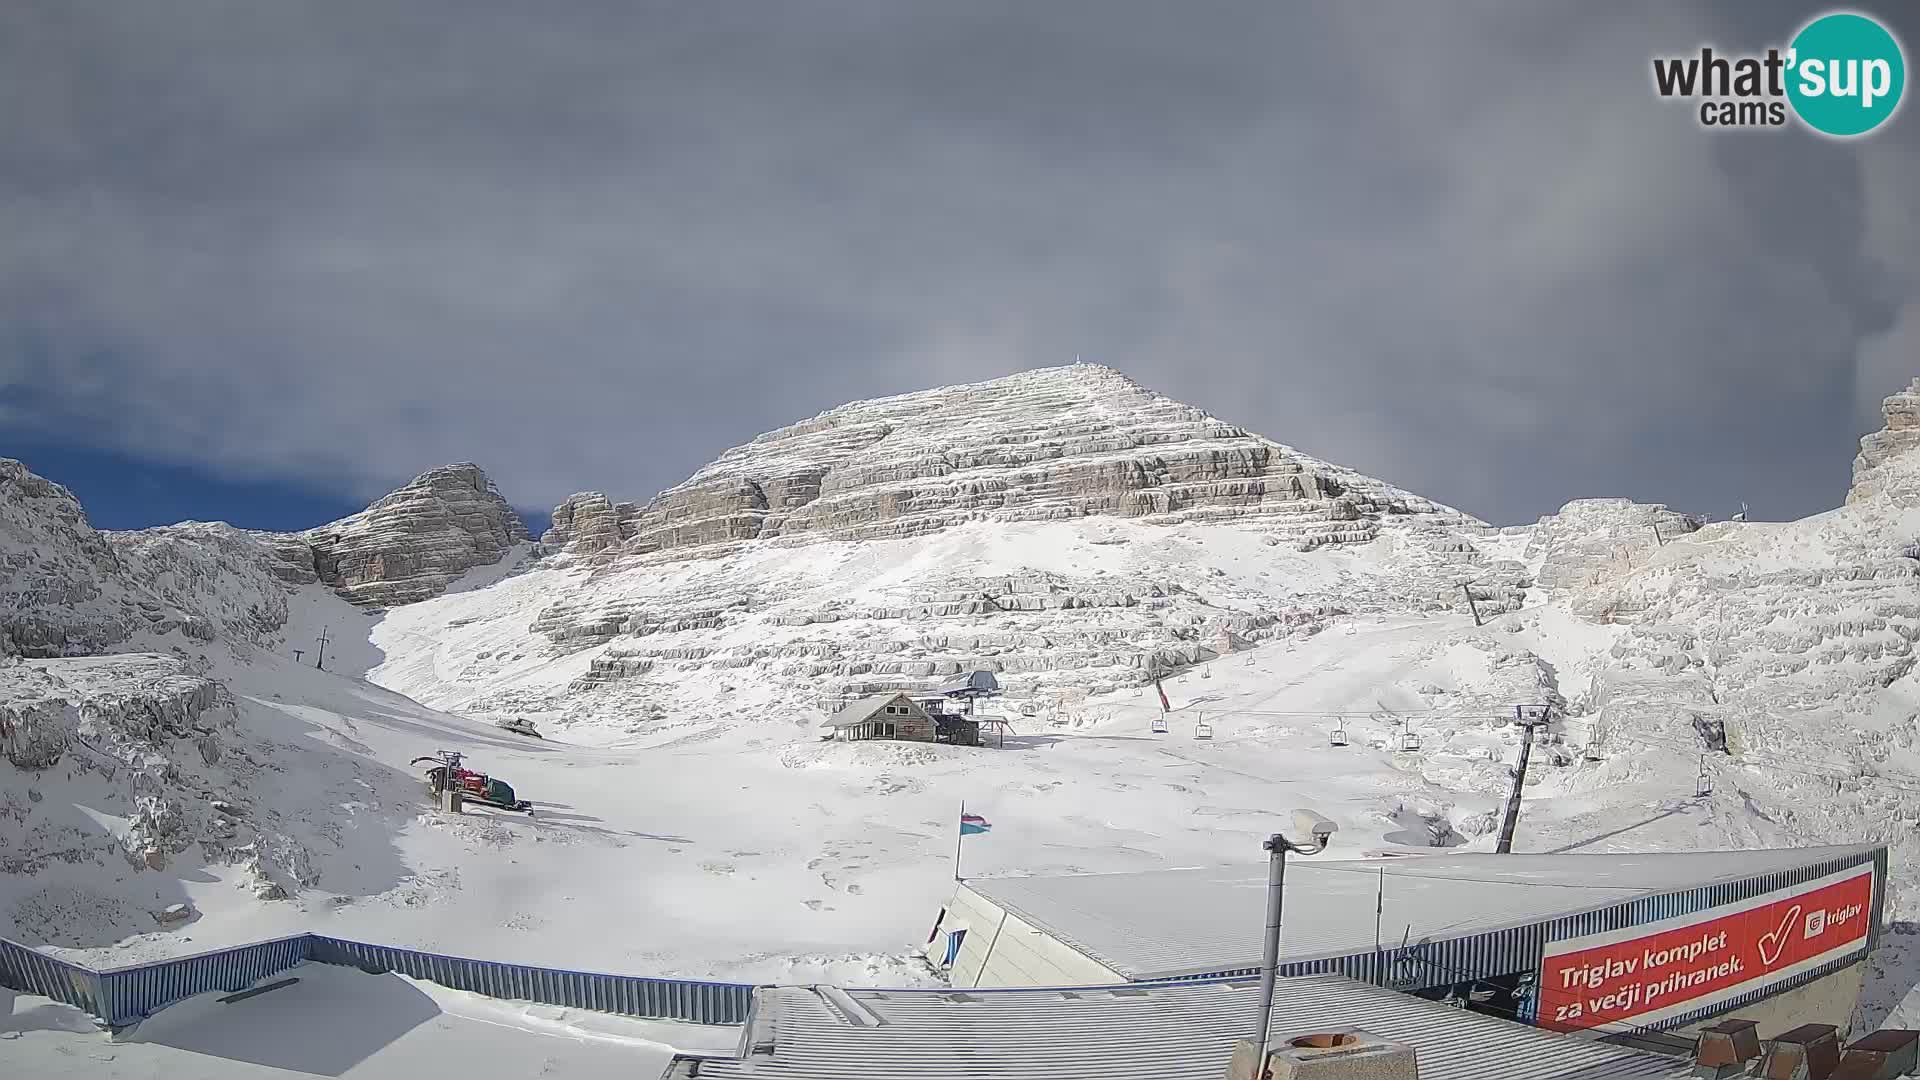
[2,962,736,1078]
[16,594,1583,983]
[5,585,1872,984]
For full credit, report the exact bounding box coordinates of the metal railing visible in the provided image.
[308,935,753,1024]
[0,930,753,1029]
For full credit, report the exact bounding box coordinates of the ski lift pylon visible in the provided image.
[1695,755,1713,797]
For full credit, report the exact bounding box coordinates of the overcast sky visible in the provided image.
[3,1,1917,530]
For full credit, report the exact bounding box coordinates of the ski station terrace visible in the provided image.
[937,845,1886,1036]
[1,842,1906,1079]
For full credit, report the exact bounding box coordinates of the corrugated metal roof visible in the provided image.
[667,974,1691,1079]
[964,845,1881,980]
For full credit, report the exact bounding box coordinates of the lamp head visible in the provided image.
[1291,809,1338,848]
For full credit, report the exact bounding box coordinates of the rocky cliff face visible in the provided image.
[295,463,529,608]
[2,651,332,919]
[0,460,133,657]
[1851,377,1920,506]
[2,456,530,664]
[382,367,1530,736]
[541,491,639,559]
[542,364,1469,562]
[0,458,324,660]
[1553,379,1920,862]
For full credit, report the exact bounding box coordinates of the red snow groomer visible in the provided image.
[411,750,534,813]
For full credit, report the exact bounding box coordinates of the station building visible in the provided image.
[926,844,1887,1041]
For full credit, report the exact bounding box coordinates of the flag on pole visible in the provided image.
[960,812,992,835]
[1155,677,1171,713]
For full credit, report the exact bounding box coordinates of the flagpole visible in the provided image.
[954,801,965,881]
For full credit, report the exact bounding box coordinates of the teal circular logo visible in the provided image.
[1787,12,1906,136]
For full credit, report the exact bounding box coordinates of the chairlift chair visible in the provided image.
[1151,715,1169,735]
[1329,721,1349,747]
[1695,757,1713,797]
[1399,729,1423,752]
[1194,719,1213,741]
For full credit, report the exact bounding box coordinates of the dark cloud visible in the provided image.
[1,1,1916,525]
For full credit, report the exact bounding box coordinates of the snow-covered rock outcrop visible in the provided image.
[376,367,1534,735]
[5,656,240,871]
[291,463,529,609]
[1,460,141,657]
[541,364,1471,562]
[1538,378,1920,921]
[1852,377,1920,506]
[0,460,278,657]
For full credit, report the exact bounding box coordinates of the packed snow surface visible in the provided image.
[1,962,735,1078]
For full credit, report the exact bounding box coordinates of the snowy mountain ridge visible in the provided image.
[374,364,1544,731]
[541,363,1471,563]
[6,365,1920,1024]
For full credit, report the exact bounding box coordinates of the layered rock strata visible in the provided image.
[1852,377,1920,506]
[293,463,529,608]
[541,364,1472,562]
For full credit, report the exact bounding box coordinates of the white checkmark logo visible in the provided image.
[1758,905,1802,967]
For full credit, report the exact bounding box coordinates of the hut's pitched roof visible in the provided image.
[827,692,917,728]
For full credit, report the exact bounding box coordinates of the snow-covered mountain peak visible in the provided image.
[539,363,1470,566]
[291,462,529,609]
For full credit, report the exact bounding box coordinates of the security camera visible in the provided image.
[1292,809,1338,846]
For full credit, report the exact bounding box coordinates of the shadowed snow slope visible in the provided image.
[6,366,1920,1027]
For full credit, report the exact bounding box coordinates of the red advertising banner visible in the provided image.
[1537,866,1873,1033]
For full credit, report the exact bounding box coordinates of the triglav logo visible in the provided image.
[1651,10,1906,136]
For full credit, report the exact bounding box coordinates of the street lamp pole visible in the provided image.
[1250,833,1291,1060]
[1249,812,1337,1069]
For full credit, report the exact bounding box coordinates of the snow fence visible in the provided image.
[0,931,754,1029]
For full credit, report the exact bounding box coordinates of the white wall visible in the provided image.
[941,884,1126,989]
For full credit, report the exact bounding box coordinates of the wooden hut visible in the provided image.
[826,692,938,743]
